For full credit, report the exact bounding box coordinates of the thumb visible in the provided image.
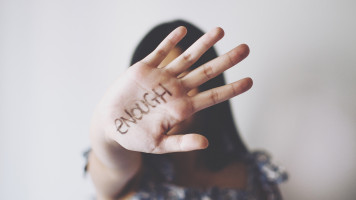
[155,133,209,153]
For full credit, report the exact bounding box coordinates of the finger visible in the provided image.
[191,77,253,112]
[153,134,209,153]
[141,26,187,67]
[165,27,224,76]
[181,44,249,90]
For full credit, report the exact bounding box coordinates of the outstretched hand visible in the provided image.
[92,26,252,154]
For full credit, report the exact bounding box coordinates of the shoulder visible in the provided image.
[245,151,288,200]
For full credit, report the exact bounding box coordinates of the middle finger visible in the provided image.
[164,27,224,76]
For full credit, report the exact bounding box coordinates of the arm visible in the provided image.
[87,26,252,199]
[88,123,142,199]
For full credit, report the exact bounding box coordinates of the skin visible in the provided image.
[88,26,253,199]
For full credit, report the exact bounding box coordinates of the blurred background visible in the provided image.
[1,0,355,199]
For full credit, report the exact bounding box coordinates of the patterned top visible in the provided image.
[130,151,287,200]
[83,150,287,200]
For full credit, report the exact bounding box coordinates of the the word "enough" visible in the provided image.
[115,83,172,134]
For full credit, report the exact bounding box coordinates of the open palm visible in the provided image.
[94,26,252,154]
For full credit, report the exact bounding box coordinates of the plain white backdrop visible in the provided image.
[1,0,356,199]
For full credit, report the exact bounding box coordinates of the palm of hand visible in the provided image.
[108,64,195,152]
[96,26,252,154]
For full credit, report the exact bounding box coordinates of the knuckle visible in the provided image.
[156,48,167,58]
[167,38,175,46]
[210,89,219,105]
[230,84,237,96]
[203,65,213,80]
[166,33,178,46]
[226,52,235,67]
[201,38,211,49]
[201,27,223,47]
[182,53,194,65]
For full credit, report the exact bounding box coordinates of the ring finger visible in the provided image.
[181,44,249,91]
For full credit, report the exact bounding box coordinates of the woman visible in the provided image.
[86,20,287,199]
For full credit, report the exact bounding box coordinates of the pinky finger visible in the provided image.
[153,134,209,153]
[191,77,253,113]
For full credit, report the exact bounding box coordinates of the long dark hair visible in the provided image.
[131,20,248,171]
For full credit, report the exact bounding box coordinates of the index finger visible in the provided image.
[140,26,187,67]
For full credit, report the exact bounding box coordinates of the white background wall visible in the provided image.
[1,0,355,199]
